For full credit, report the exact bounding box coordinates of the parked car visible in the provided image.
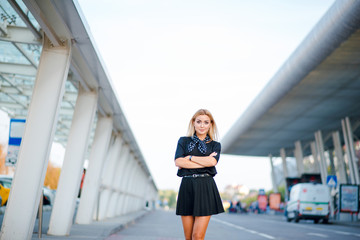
[0,175,54,206]
[0,175,13,206]
[0,184,10,206]
[286,183,330,223]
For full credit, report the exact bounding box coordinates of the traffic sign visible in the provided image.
[326,175,337,188]
[6,119,26,167]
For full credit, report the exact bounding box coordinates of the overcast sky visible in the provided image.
[73,0,335,192]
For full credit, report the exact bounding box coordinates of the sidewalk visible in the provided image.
[31,210,149,240]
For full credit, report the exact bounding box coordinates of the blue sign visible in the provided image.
[6,119,26,166]
[326,175,337,188]
[8,119,26,146]
[259,189,266,195]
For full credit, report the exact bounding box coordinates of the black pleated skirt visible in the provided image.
[176,176,224,216]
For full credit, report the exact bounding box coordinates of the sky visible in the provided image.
[0,0,335,192]
[73,0,335,191]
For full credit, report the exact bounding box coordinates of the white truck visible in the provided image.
[286,183,330,223]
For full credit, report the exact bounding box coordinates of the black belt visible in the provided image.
[183,173,211,178]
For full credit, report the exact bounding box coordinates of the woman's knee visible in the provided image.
[192,231,205,240]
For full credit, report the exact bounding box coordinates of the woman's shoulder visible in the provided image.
[209,139,221,147]
[178,136,192,143]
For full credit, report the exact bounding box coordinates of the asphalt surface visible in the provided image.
[0,208,359,239]
[107,210,360,240]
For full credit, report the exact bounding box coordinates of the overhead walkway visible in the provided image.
[0,0,157,239]
[222,0,360,191]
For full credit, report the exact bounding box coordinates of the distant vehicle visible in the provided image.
[286,183,330,223]
[0,175,12,206]
[0,175,54,206]
[0,184,10,206]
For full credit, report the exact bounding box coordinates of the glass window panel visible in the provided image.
[0,41,30,64]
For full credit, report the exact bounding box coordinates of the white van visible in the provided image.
[286,183,330,223]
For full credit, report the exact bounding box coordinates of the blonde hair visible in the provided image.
[187,109,219,141]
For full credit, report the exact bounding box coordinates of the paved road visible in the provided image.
[106,210,360,240]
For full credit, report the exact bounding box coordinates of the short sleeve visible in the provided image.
[174,137,187,160]
[212,142,221,162]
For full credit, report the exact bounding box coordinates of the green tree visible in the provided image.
[158,189,178,209]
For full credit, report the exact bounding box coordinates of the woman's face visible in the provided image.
[194,115,211,136]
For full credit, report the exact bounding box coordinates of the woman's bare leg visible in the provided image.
[192,216,211,240]
[181,216,195,240]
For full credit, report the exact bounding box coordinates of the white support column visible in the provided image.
[76,116,113,224]
[341,119,356,184]
[143,176,152,210]
[269,154,278,193]
[0,35,71,240]
[123,166,141,214]
[315,131,327,185]
[280,148,288,200]
[135,174,145,211]
[106,147,131,218]
[48,86,98,236]
[280,148,288,178]
[332,131,347,184]
[139,174,150,210]
[138,174,148,211]
[98,135,124,220]
[294,141,304,177]
[345,117,360,184]
[310,141,320,173]
[116,157,137,216]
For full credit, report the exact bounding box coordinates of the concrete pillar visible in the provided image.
[76,116,113,224]
[142,177,152,210]
[294,141,304,177]
[106,147,131,218]
[98,135,124,220]
[135,174,145,211]
[138,174,148,211]
[122,166,141,214]
[328,150,336,175]
[0,35,71,240]
[341,119,356,184]
[280,148,288,200]
[332,131,347,184]
[48,86,98,236]
[345,117,360,184]
[116,157,137,216]
[269,154,278,193]
[138,174,150,211]
[280,148,288,178]
[310,141,320,173]
[314,131,327,185]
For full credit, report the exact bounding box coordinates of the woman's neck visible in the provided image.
[196,133,207,140]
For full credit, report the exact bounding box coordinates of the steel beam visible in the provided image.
[0,62,37,76]
[0,34,71,240]
[76,116,113,224]
[48,86,98,236]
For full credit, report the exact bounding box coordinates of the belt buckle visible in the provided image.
[193,174,198,178]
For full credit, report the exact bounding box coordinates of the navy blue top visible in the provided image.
[174,136,221,177]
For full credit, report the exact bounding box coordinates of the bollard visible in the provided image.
[38,189,44,238]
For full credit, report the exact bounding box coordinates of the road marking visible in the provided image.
[212,218,276,239]
[335,231,360,237]
[260,218,360,238]
[335,231,351,235]
[307,233,328,238]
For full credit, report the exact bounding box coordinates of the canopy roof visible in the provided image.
[222,0,360,157]
[0,0,156,188]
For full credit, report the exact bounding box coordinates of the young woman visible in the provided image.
[174,109,224,240]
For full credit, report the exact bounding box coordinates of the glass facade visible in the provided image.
[0,0,79,146]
